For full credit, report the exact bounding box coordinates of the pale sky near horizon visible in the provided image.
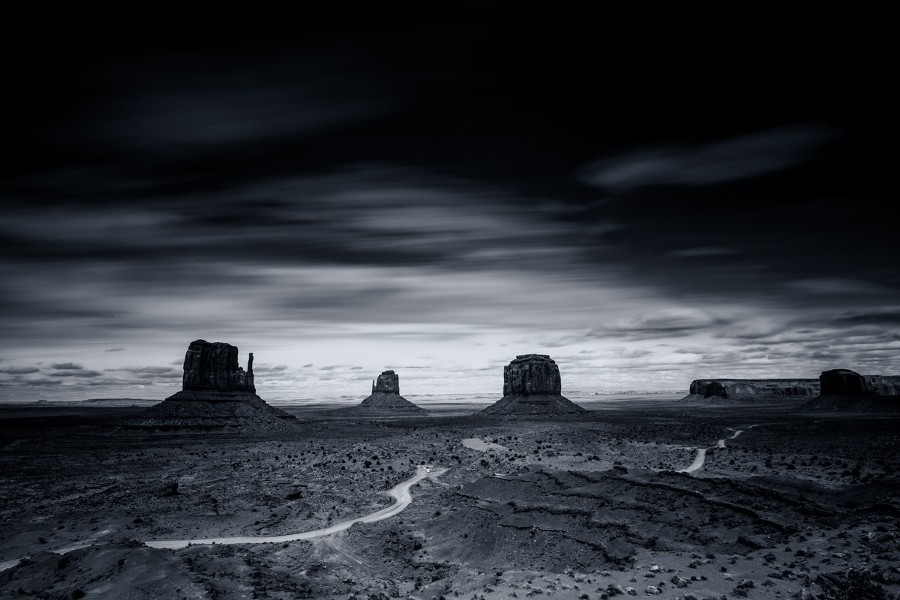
[2,9,898,402]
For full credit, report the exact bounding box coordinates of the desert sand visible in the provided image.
[0,397,897,599]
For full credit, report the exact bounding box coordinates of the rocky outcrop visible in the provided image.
[819,369,900,397]
[503,354,562,396]
[371,370,400,394]
[125,340,296,431]
[483,354,587,416]
[182,339,255,393]
[688,379,820,400]
[802,369,900,411]
[354,370,426,413]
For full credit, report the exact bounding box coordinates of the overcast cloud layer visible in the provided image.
[1,8,897,401]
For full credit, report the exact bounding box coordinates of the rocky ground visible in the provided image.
[0,400,897,599]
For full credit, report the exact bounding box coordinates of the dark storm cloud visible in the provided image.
[22,378,62,386]
[780,309,900,334]
[110,366,175,374]
[0,191,620,337]
[668,248,736,258]
[810,350,842,361]
[707,316,900,375]
[116,82,395,149]
[50,363,85,370]
[51,370,103,378]
[727,326,794,341]
[107,366,181,378]
[252,364,288,373]
[133,372,179,380]
[2,22,894,320]
[615,349,653,359]
[572,311,735,342]
[0,366,40,374]
[580,124,836,191]
[785,279,884,296]
[1,167,604,327]
[830,310,900,326]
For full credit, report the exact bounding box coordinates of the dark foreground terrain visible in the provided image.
[0,399,897,599]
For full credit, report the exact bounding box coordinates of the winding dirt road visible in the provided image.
[145,465,447,550]
[678,427,748,474]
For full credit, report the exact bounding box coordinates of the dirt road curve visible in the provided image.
[678,428,747,474]
[144,465,447,550]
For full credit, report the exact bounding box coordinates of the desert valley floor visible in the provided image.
[0,398,897,599]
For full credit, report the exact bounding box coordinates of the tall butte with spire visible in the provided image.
[126,340,297,431]
[482,354,587,417]
[170,340,257,395]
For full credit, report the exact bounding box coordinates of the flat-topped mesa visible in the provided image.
[503,354,562,396]
[819,369,900,397]
[182,339,255,393]
[357,370,426,413]
[371,370,400,394]
[483,354,586,416]
[688,378,820,399]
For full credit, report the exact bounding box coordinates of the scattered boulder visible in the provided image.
[800,568,892,600]
[686,379,819,400]
[124,340,297,431]
[482,354,587,416]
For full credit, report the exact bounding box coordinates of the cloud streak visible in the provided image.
[0,367,40,374]
[50,363,85,370]
[580,124,836,191]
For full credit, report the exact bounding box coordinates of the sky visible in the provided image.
[1,8,898,401]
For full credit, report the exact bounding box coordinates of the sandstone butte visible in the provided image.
[482,354,587,416]
[354,370,426,413]
[126,340,297,430]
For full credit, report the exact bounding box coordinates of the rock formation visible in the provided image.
[125,340,297,431]
[181,339,255,393]
[800,369,900,412]
[371,370,400,395]
[819,369,900,397]
[687,378,820,400]
[482,354,586,416]
[354,370,426,413]
[503,354,563,396]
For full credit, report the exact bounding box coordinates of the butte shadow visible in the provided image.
[124,340,298,431]
[481,354,587,418]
